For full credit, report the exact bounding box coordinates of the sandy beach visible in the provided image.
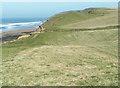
[0,28,36,42]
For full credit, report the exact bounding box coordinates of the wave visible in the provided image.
[0,21,43,32]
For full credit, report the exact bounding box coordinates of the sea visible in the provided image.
[0,17,48,33]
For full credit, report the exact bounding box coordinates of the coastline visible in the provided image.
[0,28,36,43]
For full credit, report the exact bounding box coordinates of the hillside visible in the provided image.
[43,7,118,31]
[2,7,118,86]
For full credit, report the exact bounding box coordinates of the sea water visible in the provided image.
[0,17,48,32]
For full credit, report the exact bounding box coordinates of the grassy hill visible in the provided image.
[43,7,118,31]
[2,7,118,86]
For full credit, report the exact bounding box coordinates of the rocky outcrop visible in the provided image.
[36,25,46,32]
[17,34,30,40]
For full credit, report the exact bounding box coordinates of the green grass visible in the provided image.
[2,29,118,86]
[43,10,100,31]
[2,7,118,86]
[43,7,118,31]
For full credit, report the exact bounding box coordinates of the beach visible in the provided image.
[0,17,47,43]
[0,28,36,42]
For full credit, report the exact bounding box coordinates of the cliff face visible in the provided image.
[17,34,30,40]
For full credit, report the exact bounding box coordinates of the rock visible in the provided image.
[36,25,46,32]
[17,34,30,40]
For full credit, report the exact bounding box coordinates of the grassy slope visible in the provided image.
[43,10,99,31]
[2,7,118,86]
[43,7,118,31]
[62,12,118,29]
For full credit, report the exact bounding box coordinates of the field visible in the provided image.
[2,7,118,86]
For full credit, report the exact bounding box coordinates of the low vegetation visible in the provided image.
[2,7,118,86]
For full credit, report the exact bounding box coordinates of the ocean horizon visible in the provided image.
[0,17,48,32]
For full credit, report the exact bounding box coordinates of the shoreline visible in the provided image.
[0,28,36,43]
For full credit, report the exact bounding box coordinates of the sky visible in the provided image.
[1,2,118,18]
[1,0,119,2]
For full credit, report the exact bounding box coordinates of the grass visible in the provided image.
[43,10,100,31]
[62,12,118,29]
[2,7,118,86]
[2,29,118,86]
[43,7,118,31]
